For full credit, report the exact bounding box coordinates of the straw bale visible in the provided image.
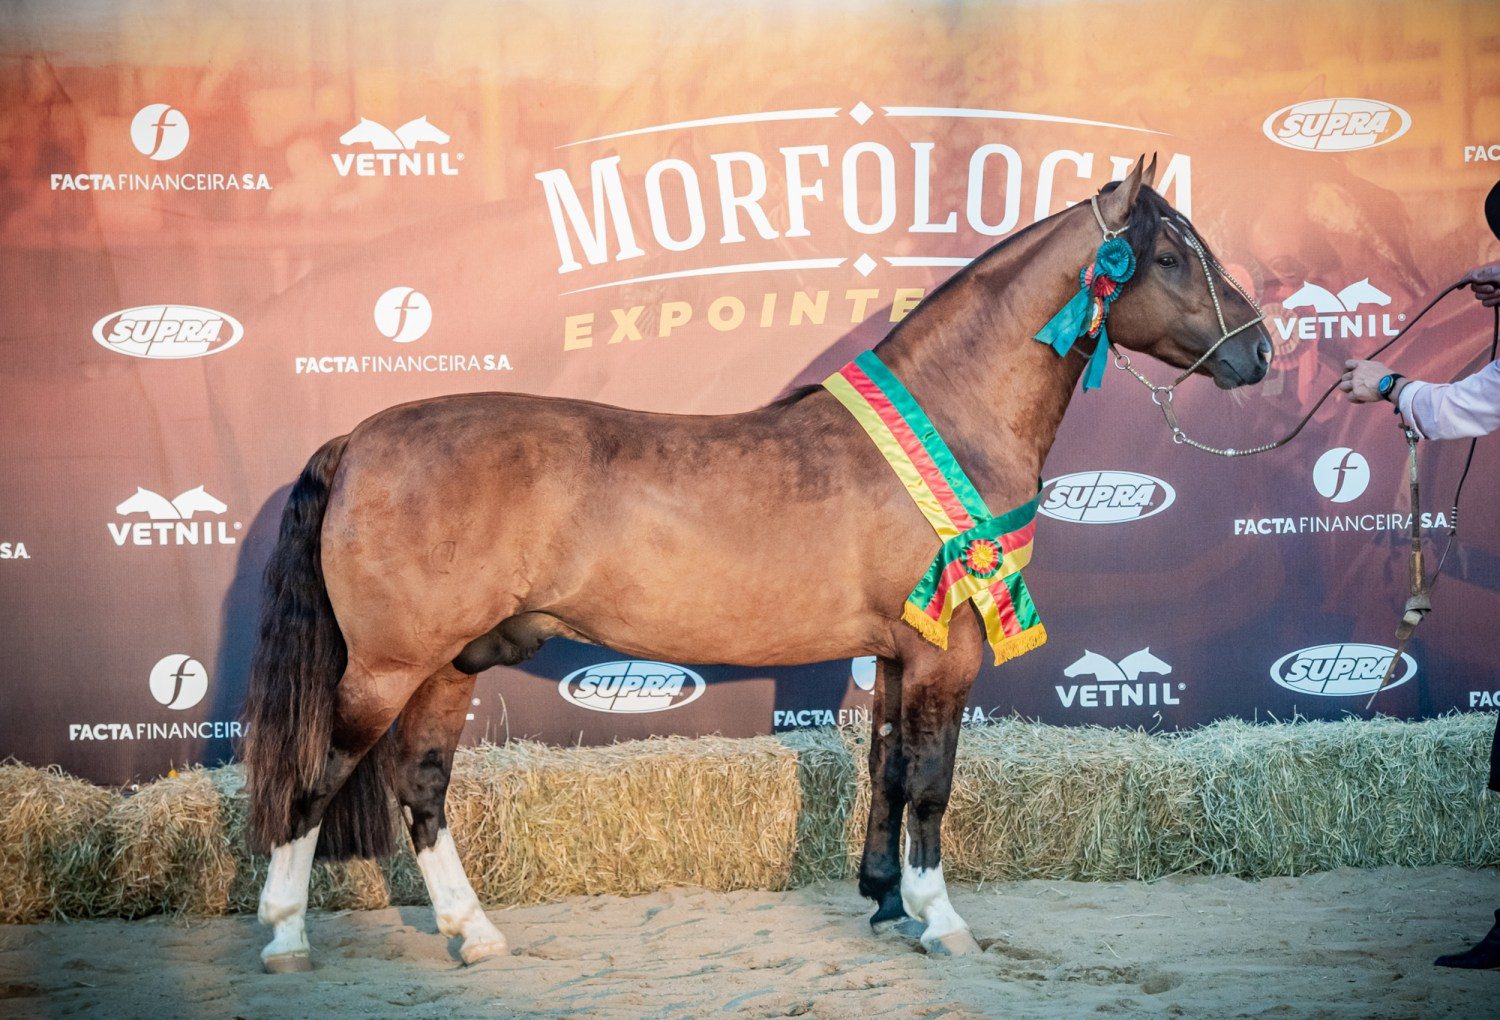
[443,735,800,904]
[1172,714,1500,875]
[3,714,1496,921]
[0,762,115,922]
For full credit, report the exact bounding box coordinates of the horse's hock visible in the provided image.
[1,715,1497,923]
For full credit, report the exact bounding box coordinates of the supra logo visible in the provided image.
[1039,471,1175,524]
[93,305,243,360]
[1270,644,1415,697]
[559,660,706,714]
[1263,98,1410,152]
[130,103,190,161]
[374,287,432,342]
[331,116,462,177]
[1313,448,1369,503]
[1056,648,1183,709]
[149,654,208,710]
[109,486,241,547]
[1273,278,1403,342]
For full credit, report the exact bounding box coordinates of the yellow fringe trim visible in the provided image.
[901,601,949,650]
[989,623,1048,666]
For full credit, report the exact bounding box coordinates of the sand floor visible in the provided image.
[2,866,1498,1018]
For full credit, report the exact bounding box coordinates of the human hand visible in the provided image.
[1460,263,1500,307]
[1339,359,1390,403]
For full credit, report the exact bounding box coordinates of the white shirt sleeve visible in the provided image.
[1396,361,1500,440]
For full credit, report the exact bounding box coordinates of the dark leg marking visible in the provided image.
[860,656,913,932]
[396,665,477,853]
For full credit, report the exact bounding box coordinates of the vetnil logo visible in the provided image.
[332,116,463,177]
[1038,471,1175,524]
[109,486,242,547]
[1056,648,1183,710]
[1263,99,1410,152]
[559,660,706,713]
[1272,278,1403,342]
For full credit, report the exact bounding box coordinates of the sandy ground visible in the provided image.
[2,867,1498,1019]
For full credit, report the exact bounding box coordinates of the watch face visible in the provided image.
[1378,375,1392,395]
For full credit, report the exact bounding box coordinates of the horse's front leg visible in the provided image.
[898,630,983,957]
[859,656,916,935]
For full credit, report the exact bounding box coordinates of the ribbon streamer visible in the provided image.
[1034,236,1137,390]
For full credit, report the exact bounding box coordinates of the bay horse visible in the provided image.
[244,157,1272,971]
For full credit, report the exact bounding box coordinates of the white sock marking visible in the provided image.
[900,831,969,944]
[258,825,319,961]
[416,828,506,955]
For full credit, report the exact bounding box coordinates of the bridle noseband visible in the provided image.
[1082,195,1269,455]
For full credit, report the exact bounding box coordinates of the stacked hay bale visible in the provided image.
[0,715,1495,920]
[0,763,113,922]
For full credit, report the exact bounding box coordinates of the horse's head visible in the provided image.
[1091,157,1273,390]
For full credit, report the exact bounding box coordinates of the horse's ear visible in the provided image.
[1143,153,1158,190]
[1098,155,1146,230]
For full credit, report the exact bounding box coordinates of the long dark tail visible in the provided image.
[242,434,398,860]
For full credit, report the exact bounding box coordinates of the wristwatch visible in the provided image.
[1377,372,1405,402]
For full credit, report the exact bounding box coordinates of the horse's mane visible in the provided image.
[767,183,1197,408]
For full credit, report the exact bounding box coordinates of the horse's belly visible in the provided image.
[542,517,891,667]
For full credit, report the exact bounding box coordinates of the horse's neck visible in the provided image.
[873,218,1089,506]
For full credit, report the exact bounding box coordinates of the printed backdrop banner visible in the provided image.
[2,1,1498,786]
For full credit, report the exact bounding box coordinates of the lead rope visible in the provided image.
[1364,303,1499,707]
[1076,201,1493,707]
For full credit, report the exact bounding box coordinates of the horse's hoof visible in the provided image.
[460,939,508,965]
[871,910,921,938]
[924,929,982,958]
[890,917,928,940]
[262,950,313,974]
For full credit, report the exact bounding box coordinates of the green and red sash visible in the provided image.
[823,350,1047,665]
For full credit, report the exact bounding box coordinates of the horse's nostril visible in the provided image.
[1257,337,1273,363]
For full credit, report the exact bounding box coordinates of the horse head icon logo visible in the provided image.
[115,485,228,520]
[1283,278,1392,314]
[339,116,451,151]
[1064,648,1172,683]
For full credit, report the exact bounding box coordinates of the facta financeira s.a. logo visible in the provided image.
[129,103,190,161]
[1038,471,1176,524]
[558,660,706,714]
[1262,98,1410,152]
[1269,644,1416,698]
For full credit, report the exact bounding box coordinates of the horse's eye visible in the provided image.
[1156,254,1179,269]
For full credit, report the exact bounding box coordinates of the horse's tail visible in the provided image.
[242,434,398,860]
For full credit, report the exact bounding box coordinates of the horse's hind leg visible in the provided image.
[898,638,983,957]
[258,659,428,972]
[859,656,917,935]
[397,664,507,965]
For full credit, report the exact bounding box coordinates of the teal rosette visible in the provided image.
[1034,236,1138,390]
